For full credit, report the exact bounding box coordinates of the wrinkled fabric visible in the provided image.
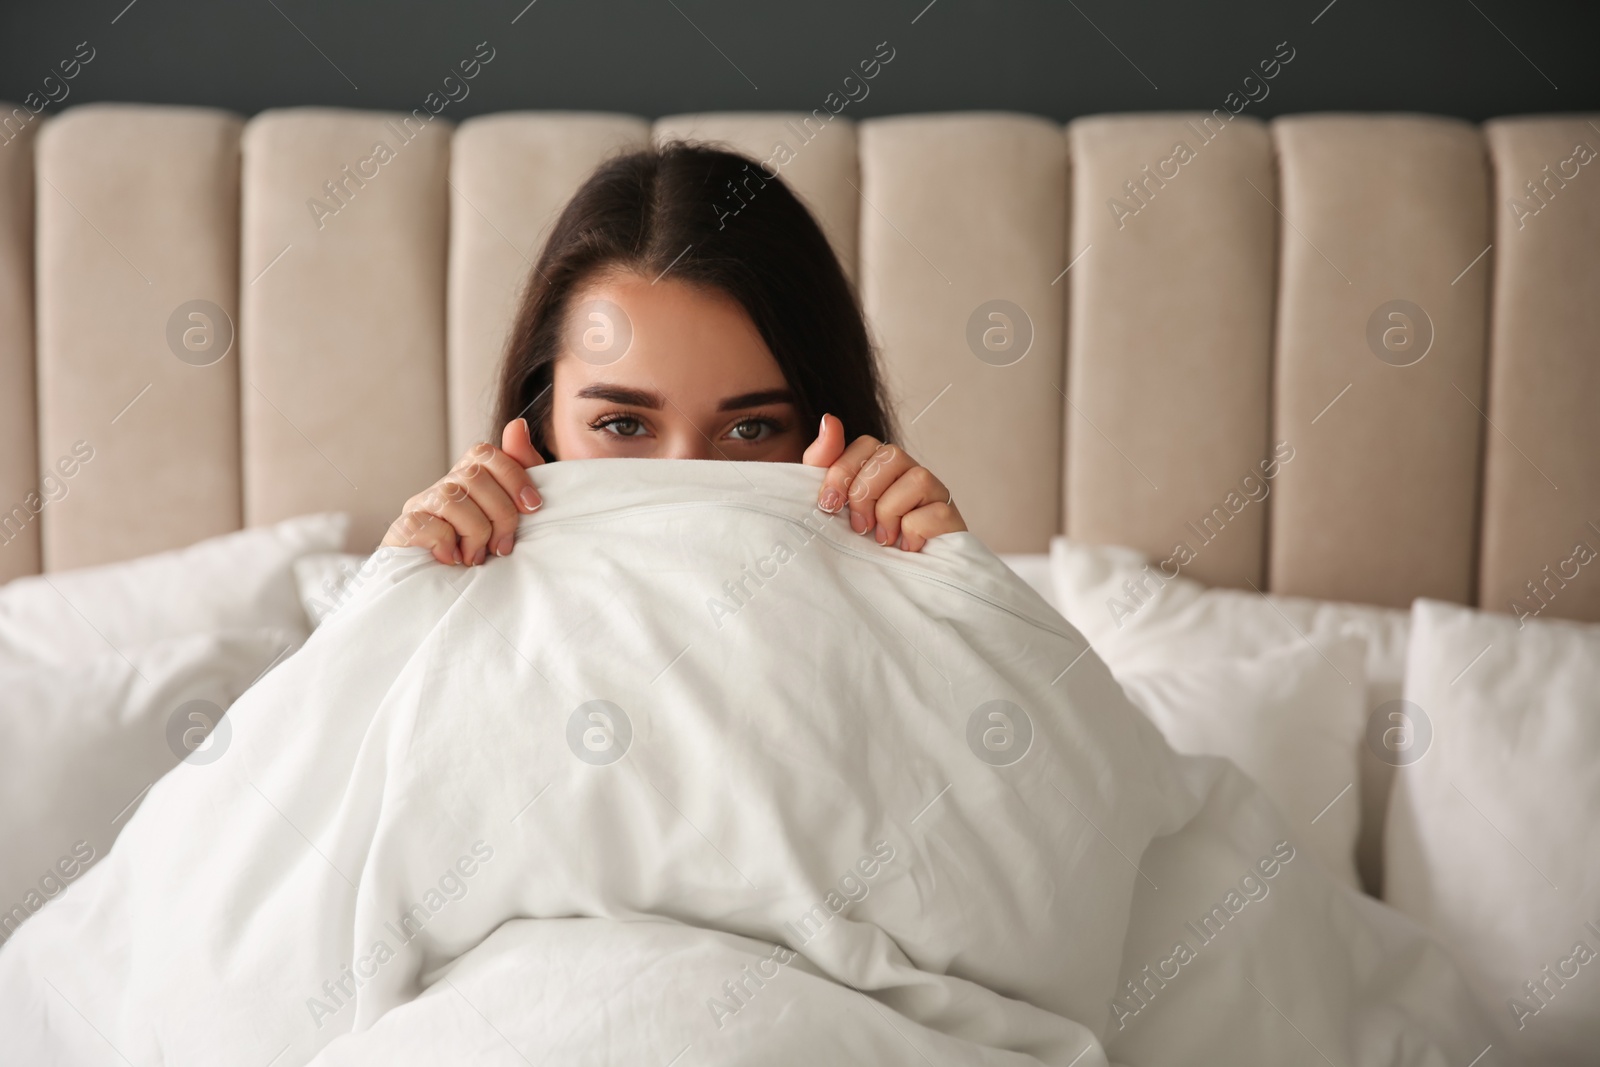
[0,460,1493,1066]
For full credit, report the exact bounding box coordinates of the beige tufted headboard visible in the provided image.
[1,104,1596,622]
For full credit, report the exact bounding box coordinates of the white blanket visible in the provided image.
[0,460,1494,1066]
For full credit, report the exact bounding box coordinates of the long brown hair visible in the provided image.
[493,141,894,459]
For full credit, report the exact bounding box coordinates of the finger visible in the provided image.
[497,419,544,517]
[501,417,543,470]
[449,459,523,560]
[897,500,966,553]
[816,434,881,523]
[420,480,494,566]
[843,441,917,538]
[804,414,849,512]
[802,413,846,468]
[873,466,947,548]
[382,510,462,566]
[455,439,541,542]
[466,443,541,515]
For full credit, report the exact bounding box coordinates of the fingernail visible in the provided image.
[874,525,889,545]
[850,511,868,534]
[495,535,513,557]
[819,414,828,436]
[452,545,463,566]
[519,485,541,511]
[819,487,842,513]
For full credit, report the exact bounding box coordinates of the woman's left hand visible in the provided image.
[802,414,966,552]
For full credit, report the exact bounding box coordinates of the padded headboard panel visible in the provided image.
[240,109,451,551]
[1479,116,1600,622]
[1065,114,1277,590]
[6,103,1598,622]
[0,107,38,582]
[1268,116,1492,608]
[859,114,1067,554]
[36,104,244,571]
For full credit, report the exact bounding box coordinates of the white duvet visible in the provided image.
[0,460,1495,1066]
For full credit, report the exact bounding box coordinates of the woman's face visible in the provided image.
[545,269,807,462]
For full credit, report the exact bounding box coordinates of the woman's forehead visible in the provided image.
[556,270,790,399]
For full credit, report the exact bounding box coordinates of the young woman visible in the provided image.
[382,142,965,564]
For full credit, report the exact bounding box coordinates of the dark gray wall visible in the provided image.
[1,0,1594,124]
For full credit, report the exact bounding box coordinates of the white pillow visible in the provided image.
[0,513,347,663]
[1048,537,1400,892]
[0,628,300,945]
[1118,637,1367,889]
[1385,599,1600,1063]
[1047,538,1408,695]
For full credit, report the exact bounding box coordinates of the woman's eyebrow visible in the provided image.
[718,389,794,411]
[573,384,664,408]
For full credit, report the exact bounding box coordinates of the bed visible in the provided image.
[0,103,1597,1065]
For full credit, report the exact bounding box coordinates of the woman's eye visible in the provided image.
[600,417,644,437]
[730,419,771,441]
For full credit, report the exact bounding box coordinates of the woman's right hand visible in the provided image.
[381,419,543,566]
